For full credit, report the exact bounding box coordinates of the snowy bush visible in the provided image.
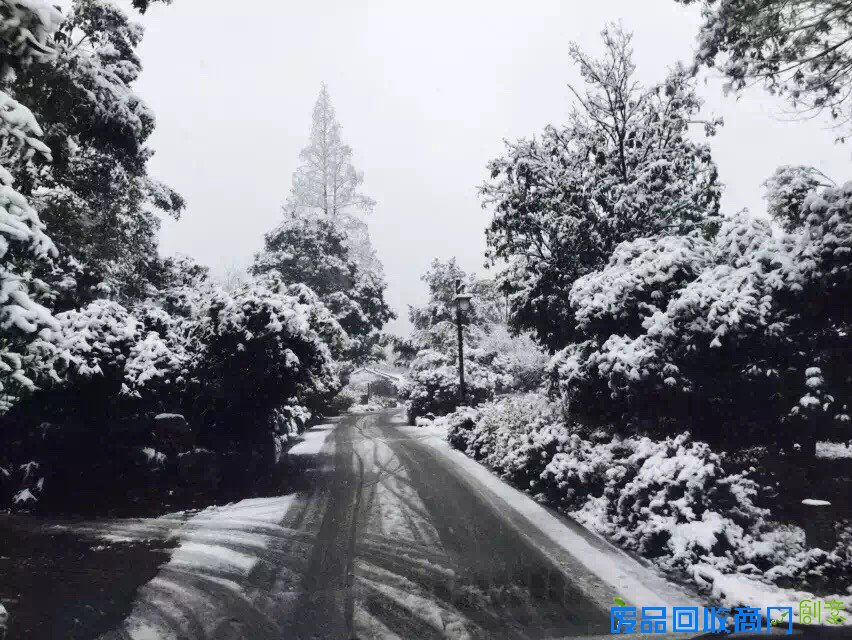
[271,402,312,437]
[552,178,852,450]
[403,349,496,424]
[22,298,191,411]
[270,401,312,462]
[187,280,340,448]
[23,300,152,414]
[328,387,358,414]
[445,394,852,599]
[1,298,190,507]
[284,282,351,360]
[2,274,344,507]
[570,235,714,339]
[468,325,548,392]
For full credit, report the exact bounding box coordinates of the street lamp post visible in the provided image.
[453,278,473,405]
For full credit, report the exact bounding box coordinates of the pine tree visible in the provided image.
[290,84,375,218]
[289,84,381,276]
[254,85,394,364]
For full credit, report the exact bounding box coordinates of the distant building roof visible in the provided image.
[349,367,407,384]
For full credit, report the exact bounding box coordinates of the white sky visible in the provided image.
[127,0,850,334]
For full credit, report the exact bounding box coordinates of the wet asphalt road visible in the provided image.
[278,411,611,639]
[103,411,614,639]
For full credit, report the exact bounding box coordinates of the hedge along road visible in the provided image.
[102,411,694,640]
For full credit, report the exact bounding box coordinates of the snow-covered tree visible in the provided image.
[252,208,393,364]
[0,0,64,410]
[6,0,184,308]
[763,165,834,232]
[288,84,383,276]
[290,84,374,219]
[187,279,341,449]
[254,85,394,364]
[130,0,172,12]
[481,26,721,352]
[551,175,852,455]
[676,0,852,140]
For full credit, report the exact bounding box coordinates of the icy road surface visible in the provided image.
[102,411,696,640]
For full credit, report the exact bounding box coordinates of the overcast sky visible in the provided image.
[127,0,850,334]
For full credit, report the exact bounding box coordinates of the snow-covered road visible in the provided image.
[99,412,696,640]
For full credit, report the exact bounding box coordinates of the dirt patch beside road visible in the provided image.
[0,514,175,640]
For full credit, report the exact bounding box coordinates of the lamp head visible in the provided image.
[453,278,473,314]
[455,293,473,313]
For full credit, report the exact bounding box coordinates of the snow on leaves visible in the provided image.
[676,0,852,139]
[552,178,852,446]
[253,208,392,364]
[481,27,721,350]
[0,0,62,66]
[0,0,62,409]
[54,0,153,145]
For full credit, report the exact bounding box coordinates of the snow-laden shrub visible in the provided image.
[468,325,548,392]
[570,234,714,339]
[445,394,852,597]
[573,434,767,569]
[271,401,312,437]
[23,299,190,412]
[285,282,352,360]
[1,299,192,508]
[188,281,340,447]
[2,276,344,508]
[327,387,358,415]
[446,393,563,486]
[552,180,852,449]
[270,401,312,462]
[403,349,495,424]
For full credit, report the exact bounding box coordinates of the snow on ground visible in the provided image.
[817,441,852,459]
[100,494,299,639]
[353,603,402,640]
[402,424,701,616]
[99,423,336,639]
[159,495,299,574]
[693,564,852,625]
[358,570,473,639]
[289,422,336,456]
[349,402,383,413]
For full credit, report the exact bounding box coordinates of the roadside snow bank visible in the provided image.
[288,422,336,456]
[163,495,298,574]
